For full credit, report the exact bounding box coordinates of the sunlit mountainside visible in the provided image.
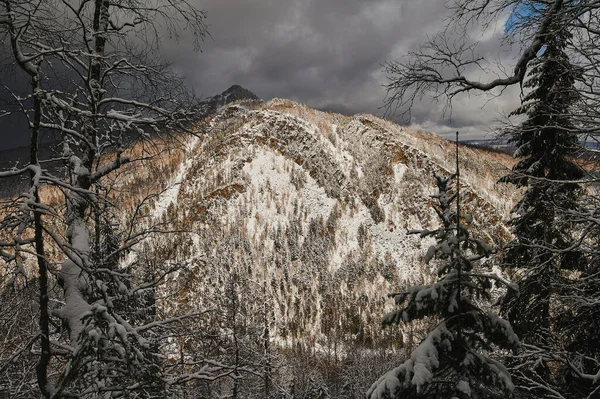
[4,0,600,396]
[122,96,519,348]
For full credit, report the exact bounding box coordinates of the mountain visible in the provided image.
[196,84,260,115]
[121,97,519,352]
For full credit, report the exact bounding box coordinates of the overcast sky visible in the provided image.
[1,0,524,150]
[164,0,523,141]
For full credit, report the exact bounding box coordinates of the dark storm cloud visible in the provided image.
[0,1,523,150]
[0,58,38,150]
[160,0,523,140]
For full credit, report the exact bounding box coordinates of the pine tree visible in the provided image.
[499,17,585,348]
[369,157,520,398]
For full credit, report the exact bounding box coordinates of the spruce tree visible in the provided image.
[499,18,585,347]
[369,148,520,398]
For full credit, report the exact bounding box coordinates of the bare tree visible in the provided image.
[0,1,237,397]
[384,0,597,117]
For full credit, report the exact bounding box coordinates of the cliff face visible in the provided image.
[127,97,518,348]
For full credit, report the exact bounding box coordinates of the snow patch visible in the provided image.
[56,260,93,342]
[152,136,199,220]
[240,147,336,239]
[393,162,407,183]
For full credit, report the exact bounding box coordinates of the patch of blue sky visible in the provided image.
[505,2,552,56]
[504,2,543,33]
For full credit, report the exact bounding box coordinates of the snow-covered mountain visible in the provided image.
[0,95,522,398]
[123,97,519,350]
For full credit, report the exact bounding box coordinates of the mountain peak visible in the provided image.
[197,84,260,116]
[222,84,259,99]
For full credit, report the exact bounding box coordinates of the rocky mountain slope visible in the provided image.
[196,84,260,115]
[123,97,519,351]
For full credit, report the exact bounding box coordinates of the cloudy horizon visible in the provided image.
[0,0,525,149]
[165,0,523,142]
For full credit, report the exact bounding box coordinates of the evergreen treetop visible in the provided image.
[369,170,519,399]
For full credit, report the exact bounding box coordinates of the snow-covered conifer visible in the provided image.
[499,15,585,349]
[369,168,520,399]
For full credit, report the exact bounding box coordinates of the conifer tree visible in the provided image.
[499,16,585,347]
[369,143,520,398]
